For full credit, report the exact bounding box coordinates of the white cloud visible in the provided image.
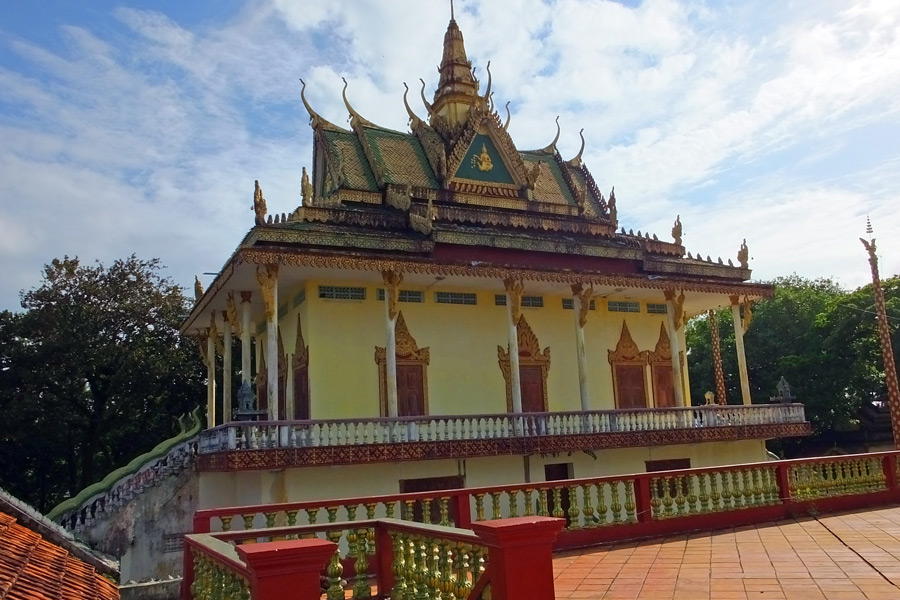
[0,0,899,310]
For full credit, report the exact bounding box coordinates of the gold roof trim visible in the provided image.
[403,83,424,129]
[539,116,561,154]
[567,129,586,167]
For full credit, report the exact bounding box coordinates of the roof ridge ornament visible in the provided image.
[504,101,511,131]
[567,128,586,167]
[541,116,561,154]
[342,77,374,129]
[419,78,434,116]
[403,82,424,128]
[483,60,492,108]
[299,78,343,131]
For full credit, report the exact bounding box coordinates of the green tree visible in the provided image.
[0,256,204,511]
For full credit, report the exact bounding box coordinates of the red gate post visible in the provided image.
[237,538,337,600]
[471,516,565,600]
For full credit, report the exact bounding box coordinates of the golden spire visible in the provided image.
[431,12,479,129]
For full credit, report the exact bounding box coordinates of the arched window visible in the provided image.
[375,312,430,417]
[608,321,649,409]
[498,315,551,413]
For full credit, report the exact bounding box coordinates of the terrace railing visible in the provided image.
[192,450,900,552]
[199,403,806,453]
[183,516,565,600]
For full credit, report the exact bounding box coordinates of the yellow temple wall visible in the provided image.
[252,278,694,420]
[197,440,768,510]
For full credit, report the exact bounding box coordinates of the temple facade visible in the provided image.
[181,14,809,510]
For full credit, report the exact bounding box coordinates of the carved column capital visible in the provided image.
[381,270,404,320]
[256,264,279,320]
[571,283,593,328]
[225,292,241,337]
[503,278,524,324]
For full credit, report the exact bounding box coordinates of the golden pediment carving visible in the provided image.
[497,315,550,412]
[648,322,672,363]
[607,321,648,365]
[375,312,430,364]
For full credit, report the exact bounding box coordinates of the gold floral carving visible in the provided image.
[664,289,686,330]
[503,278,524,324]
[607,321,648,365]
[497,315,550,412]
[381,270,404,320]
[225,292,241,337]
[209,313,224,355]
[197,331,208,363]
[375,312,430,416]
[648,322,672,363]
[255,264,278,320]
[301,167,313,206]
[571,283,594,328]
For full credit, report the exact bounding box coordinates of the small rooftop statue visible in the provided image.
[770,376,796,404]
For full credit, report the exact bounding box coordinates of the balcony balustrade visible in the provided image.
[186,450,900,600]
[199,403,808,456]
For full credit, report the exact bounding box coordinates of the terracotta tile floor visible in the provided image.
[554,504,900,599]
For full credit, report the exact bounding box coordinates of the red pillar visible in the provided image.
[470,516,565,600]
[633,475,653,523]
[236,538,337,600]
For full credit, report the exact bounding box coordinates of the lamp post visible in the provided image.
[860,219,900,449]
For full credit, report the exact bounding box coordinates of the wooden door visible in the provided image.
[520,365,545,412]
[652,365,676,408]
[293,365,310,420]
[615,364,647,409]
[397,364,425,417]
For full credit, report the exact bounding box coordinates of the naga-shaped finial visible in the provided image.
[299,78,336,130]
[671,215,682,246]
[419,78,434,116]
[483,61,492,107]
[403,82,424,127]
[342,77,373,128]
[541,116,561,153]
[567,128,586,167]
[504,101,511,131]
[194,276,204,302]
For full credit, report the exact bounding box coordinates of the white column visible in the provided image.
[222,311,233,422]
[664,290,686,408]
[382,271,402,417]
[205,329,216,428]
[240,291,252,385]
[505,279,523,414]
[731,296,752,405]
[572,284,591,412]
[256,264,279,420]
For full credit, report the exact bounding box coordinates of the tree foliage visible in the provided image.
[0,256,204,512]
[686,274,900,453]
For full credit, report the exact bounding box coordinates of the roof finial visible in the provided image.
[403,82,423,127]
[299,78,338,130]
[419,78,434,116]
[450,0,455,21]
[542,116,561,153]
[504,101,511,131]
[567,128,586,166]
[341,77,372,128]
[483,60,492,106]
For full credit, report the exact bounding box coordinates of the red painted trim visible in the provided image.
[237,539,336,600]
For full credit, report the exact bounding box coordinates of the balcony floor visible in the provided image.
[554,504,900,600]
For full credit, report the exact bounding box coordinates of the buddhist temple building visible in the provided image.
[179,12,809,510]
[51,13,812,584]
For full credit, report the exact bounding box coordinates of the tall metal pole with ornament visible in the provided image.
[860,219,900,449]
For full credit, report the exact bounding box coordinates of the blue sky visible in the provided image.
[1,0,899,311]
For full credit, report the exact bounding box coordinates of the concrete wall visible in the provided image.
[256,279,691,419]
